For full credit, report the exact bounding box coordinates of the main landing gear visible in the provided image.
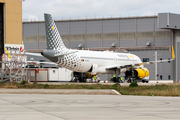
[110,68,121,83]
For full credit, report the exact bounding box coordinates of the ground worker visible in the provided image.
[70,72,73,81]
[94,75,97,82]
[120,76,123,83]
[111,74,116,82]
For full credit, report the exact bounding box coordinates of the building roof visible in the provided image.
[23,15,158,23]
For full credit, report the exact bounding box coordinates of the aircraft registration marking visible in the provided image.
[81,59,89,62]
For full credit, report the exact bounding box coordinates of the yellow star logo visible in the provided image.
[52,26,55,30]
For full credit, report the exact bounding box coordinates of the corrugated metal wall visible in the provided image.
[23,17,171,49]
[158,13,180,30]
[176,31,180,81]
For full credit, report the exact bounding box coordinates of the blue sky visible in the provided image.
[22,0,180,21]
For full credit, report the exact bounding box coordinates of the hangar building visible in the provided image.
[0,0,26,82]
[23,13,180,82]
[0,0,23,57]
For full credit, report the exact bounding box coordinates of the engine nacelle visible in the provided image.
[88,64,98,75]
[134,67,149,79]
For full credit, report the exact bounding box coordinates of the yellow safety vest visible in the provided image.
[111,75,116,79]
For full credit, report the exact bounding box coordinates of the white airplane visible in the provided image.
[28,13,175,82]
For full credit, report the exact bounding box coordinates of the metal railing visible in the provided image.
[0,53,30,83]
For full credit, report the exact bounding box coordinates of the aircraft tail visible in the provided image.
[44,13,67,51]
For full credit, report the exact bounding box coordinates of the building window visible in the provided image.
[160,75,163,80]
[160,58,162,63]
[168,75,171,80]
[143,58,149,62]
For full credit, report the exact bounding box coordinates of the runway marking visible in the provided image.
[112,90,120,95]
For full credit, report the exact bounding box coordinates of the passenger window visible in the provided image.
[160,75,163,80]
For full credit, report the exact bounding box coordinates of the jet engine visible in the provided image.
[88,64,98,75]
[133,67,149,79]
[125,67,149,79]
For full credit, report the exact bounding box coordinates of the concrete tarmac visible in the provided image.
[0,94,180,120]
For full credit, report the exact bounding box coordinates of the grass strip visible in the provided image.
[0,82,180,96]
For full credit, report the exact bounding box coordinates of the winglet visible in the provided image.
[172,46,175,59]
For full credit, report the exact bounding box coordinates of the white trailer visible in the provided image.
[29,68,72,82]
[29,69,48,82]
[49,68,72,82]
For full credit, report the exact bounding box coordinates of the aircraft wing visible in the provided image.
[27,61,57,65]
[106,58,174,70]
[105,64,133,70]
[134,46,175,66]
[134,58,174,66]
[26,52,57,65]
[106,46,175,70]
[26,52,43,57]
[26,51,78,57]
